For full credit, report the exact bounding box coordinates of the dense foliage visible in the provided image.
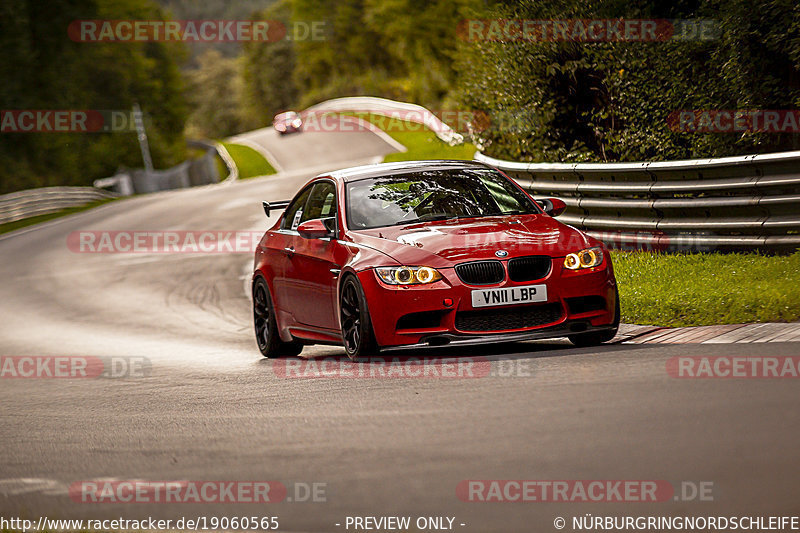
[0,0,188,194]
[244,0,480,113]
[240,0,800,162]
[3,0,800,193]
[456,0,800,161]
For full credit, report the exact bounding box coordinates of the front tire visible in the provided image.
[339,276,379,360]
[568,287,620,347]
[253,278,303,358]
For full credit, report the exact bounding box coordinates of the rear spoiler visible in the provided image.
[262,200,290,217]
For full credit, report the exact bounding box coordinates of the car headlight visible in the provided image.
[375,266,443,285]
[564,247,604,270]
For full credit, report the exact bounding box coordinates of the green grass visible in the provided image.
[341,112,477,162]
[214,151,229,180]
[220,141,276,179]
[0,197,120,235]
[612,251,800,327]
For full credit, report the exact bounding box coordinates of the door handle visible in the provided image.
[283,246,295,256]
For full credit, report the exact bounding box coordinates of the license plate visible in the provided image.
[471,284,547,308]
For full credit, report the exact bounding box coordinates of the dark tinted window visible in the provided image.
[300,182,336,223]
[282,186,312,230]
[346,169,538,229]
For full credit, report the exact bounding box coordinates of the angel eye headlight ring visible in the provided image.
[415,266,436,283]
[394,266,415,284]
[565,253,580,270]
[579,249,597,267]
[564,248,603,270]
[375,266,443,285]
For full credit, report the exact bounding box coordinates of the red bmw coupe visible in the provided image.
[273,111,303,135]
[252,161,619,359]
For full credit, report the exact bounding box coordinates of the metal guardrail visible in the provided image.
[475,151,800,250]
[0,187,117,226]
[292,96,800,250]
[303,96,465,146]
[213,142,239,183]
[94,141,222,195]
[2,142,229,227]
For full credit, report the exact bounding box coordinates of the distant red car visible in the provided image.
[252,161,619,359]
[273,111,302,135]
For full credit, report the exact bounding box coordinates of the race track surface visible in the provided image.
[1,127,798,532]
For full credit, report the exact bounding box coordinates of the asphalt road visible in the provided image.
[228,122,404,172]
[1,127,798,533]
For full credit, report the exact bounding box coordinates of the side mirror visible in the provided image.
[537,197,567,217]
[297,219,333,239]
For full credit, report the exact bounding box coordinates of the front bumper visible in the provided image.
[379,321,617,353]
[357,258,617,349]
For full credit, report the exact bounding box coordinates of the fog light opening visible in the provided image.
[426,336,451,346]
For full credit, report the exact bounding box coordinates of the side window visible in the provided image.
[282,187,312,230]
[300,182,337,223]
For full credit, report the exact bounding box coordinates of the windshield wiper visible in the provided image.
[397,214,459,225]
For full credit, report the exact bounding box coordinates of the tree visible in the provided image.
[240,0,299,127]
[185,49,246,138]
[0,0,189,193]
[456,0,800,162]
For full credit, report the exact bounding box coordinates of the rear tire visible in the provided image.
[339,276,379,361]
[253,278,303,358]
[568,287,620,347]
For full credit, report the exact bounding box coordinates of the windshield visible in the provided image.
[346,168,540,230]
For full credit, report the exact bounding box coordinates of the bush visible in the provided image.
[455,0,800,162]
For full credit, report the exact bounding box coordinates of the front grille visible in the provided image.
[508,255,551,282]
[455,302,563,332]
[455,260,505,285]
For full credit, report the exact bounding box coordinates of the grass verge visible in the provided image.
[220,142,276,179]
[612,251,800,327]
[0,197,120,236]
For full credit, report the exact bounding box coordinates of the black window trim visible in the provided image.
[281,178,340,239]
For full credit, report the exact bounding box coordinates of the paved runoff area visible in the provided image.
[617,322,800,344]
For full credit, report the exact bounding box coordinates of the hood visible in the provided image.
[348,214,595,268]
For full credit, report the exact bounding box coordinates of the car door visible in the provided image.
[281,180,343,331]
[268,185,312,325]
